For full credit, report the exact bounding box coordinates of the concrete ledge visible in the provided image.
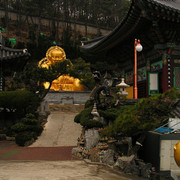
[44,91,91,104]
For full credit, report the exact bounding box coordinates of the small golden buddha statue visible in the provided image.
[38,46,85,91]
[174,140,180,167]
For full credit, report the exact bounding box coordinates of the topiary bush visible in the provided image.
[99,107,122,123]
[84,99,94,108]
[11,113,43,146]
[0,90,41,131]
[0,90,41,116]
[74,107,103,129]
[74,100,122,129]
[11,123,27,133]
[101,88,180,138]
[15,131,38,146]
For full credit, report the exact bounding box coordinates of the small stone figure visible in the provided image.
[91,103,100,121]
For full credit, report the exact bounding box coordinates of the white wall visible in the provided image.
[160,140,180,171]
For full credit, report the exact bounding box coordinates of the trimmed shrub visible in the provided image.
[81,119,103,129]
[74,113,81,123]
[11,123,27,133]
[84,99,94,108]
[15,131,37,146]
[21,116,39,125]
[12,113,43,146]
[74,107,103,129]
[101,88,180,138]
[99,108,122,122]
[0,90,41,116]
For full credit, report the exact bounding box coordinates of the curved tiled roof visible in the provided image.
[0,33,30,61]
[0,33,30,72]
[152,0,180,11]
[80,0,180,65]
[0,45,30,61]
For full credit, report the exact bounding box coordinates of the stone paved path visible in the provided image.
[0,141,77,160]
[30,111,82,147]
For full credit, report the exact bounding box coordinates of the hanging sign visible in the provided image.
[149,73,159,95]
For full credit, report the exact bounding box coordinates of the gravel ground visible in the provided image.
[0,160,145,180]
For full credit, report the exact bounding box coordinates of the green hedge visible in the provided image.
[0,90,40,115]
[15,131,38,146]
[84,99,94,108]
[99,108,122,122]
[74,107,103,129]
[11,113,43,146]
[101,88,180,138]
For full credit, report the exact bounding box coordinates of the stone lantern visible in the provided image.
[116,78,130,97]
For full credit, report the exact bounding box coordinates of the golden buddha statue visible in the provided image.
[38,46,85,91]
[174,141,180,167]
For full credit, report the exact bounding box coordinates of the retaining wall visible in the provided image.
[44,91,91,104]
[0,9,111,36]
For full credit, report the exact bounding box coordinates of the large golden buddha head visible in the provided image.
[46,46,66,64]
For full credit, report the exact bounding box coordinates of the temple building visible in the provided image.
[80,0,180,98]
[0,32,30,91]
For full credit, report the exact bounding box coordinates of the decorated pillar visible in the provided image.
[161,52,169,92]
[146,59,150,97]
[172,45,180,90]
[167,54,173,90]
[162,51,173,92]
[154,43,175,93]
[0,74,4,91]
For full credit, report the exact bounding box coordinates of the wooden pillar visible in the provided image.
[162,52,168,92]
[146,59,150,97]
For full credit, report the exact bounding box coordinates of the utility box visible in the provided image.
[140,131,180,174]
[160,139,179,171]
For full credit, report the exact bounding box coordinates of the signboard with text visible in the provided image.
[149,73,159,95]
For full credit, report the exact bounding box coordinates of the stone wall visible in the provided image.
[44,91,91,104]
[0,9,111,36]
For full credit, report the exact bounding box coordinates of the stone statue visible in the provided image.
[38,46,84,91]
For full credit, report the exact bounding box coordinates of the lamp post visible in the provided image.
[134,39,143,99]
